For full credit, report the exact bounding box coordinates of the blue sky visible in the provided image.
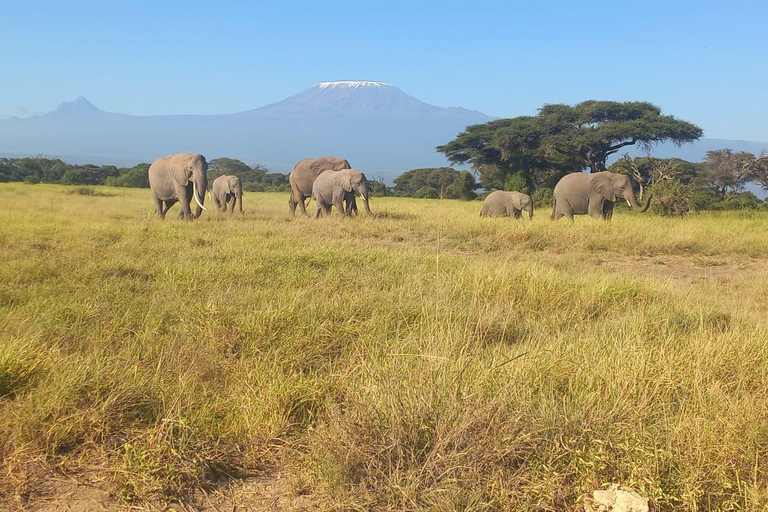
[2,0,767,141]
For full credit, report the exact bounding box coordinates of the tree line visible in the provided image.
[0,156,292,192]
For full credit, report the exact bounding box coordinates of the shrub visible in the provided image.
[531,187,553,209]
[650,180,691,217]
[413,186,440,199]
[504,172,530,194]
[716,191,763,210]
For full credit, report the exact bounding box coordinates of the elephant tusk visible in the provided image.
[193,182,207,211]
[361,195,366,201]
[626,200,631,207]
[208,190,212,202]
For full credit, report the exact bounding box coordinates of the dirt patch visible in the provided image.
[11,471,327,512]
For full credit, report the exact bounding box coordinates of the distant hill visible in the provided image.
[1,83,766,189]
[0,81,494,180]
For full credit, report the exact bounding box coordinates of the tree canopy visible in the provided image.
[208,158,289,192]
[437,101,703,191]
[393,167,478,199]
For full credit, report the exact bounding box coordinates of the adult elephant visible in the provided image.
[289,156,351,216]
[211,174,243,214]
[148,153,208,220]
[480,190,533,220]
[551,171,651,221]
[311,169,373,218]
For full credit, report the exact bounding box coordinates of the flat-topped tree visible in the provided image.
[546,101,703,172]
[438,101,703,188]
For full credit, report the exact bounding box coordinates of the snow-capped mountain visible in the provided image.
[2,82,765,181]
[0,82,494,177]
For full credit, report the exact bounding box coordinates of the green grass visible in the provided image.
[0,183,767,510]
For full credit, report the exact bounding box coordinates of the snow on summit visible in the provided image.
[315,81,389,89]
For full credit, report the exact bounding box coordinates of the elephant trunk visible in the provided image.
[526,205,533,220]
[238,189,243,213]
[626,190,652,213]
[358,183,373,216]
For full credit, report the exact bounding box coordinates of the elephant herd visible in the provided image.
[148,152,651,222]
[481,171,652,221]
[148,154,374,220]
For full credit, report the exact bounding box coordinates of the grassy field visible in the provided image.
[0,183,767,511]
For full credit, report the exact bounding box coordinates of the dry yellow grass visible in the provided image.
[0,183,767,510]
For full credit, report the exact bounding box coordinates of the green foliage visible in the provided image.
[368,178,389,197]
[698,149,758,200]
[438,101,702,191]
[60,164,120,185]
[504,171,530,194]
[105,164,150,188]
[445,171,478,200]
[650,180,692,217]
[608,156,702,185]
[531,186,554,208]
[208,158,290,192]
[394,167,477,199]
[716,191,764,210]
[413,186,440,199]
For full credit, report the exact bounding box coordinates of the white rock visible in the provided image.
[583,484,649,512]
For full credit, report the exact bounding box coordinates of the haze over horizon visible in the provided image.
[2,0,767,143]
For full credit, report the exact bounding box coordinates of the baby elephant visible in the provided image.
[211,175,243,214]
[480,190,533,220]
[312,169,373,218]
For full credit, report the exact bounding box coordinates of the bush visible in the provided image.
[504,172,530,194]
[414,186,440,199]
[531,187,553,209]
[650,180,691,217]
[716,191,763,210]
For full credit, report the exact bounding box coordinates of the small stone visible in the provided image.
[583,484,649,512]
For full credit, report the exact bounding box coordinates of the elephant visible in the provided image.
[311,169,373,218]
[551,171,651,221]
[211,174,243,214]
[289,156,352,216]
[480,190,533,220]
[148,153,208,220]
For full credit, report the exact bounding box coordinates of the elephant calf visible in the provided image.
[480,190,533,220]
[211,174,243,214]
[311,169,373,218]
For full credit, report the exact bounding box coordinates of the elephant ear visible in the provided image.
[592,174,616,201]
[338,159,351,170]
[173,155,193,186]
[336,174,353,193]
[226,176,235,195]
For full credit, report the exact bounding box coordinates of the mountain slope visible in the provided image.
[0,82,495,177]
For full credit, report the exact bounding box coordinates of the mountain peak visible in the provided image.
[314,81,389,89]
[56,96,99,114]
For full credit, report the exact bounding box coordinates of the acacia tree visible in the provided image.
[698,149,756,200]
[437,101,703,190]
[751,151,768,191]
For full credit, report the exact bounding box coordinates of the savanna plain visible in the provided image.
[1,183,767,511]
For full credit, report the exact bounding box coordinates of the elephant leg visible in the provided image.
[588,197,606,220]
[229,196,235,214]
[314,201,324,218]
[163,199,178,217]
[556,200,574,222]
[154,197,165,219]
[513,208,521,219]
[176,185,193,220]
[288,195,297,215]
[602,201,614,220]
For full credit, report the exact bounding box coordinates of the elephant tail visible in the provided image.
[550,201,557,220]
